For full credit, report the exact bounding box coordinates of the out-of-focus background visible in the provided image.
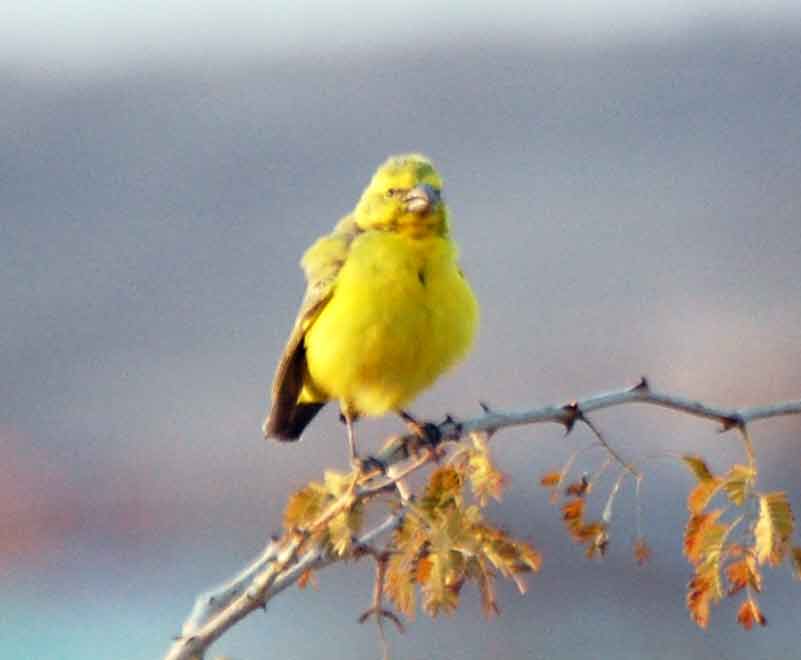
[3,2,801,658]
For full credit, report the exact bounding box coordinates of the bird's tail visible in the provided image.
[263,402,326,441]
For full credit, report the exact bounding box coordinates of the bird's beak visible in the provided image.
[403,184,440,214]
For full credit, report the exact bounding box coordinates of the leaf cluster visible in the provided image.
[283,470,363,556]
[283,439,540,623]
[385,445,541,619]
[280,424,801,639]
[540,463,636,561]
[681,455,800,630]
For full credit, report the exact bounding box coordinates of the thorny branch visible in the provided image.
[164,379,801,659]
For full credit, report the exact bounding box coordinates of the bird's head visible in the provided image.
[353,154,448,238]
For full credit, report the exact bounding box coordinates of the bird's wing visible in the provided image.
[263,217,361,438]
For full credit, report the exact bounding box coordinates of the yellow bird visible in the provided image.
[263,154,478,464]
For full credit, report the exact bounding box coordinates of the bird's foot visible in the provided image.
[351,454,387,478]
[399,410,443,452]
[399,410,442,444]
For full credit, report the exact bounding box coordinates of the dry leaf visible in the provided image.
[540,471,561,488]
[722,464,756,506]
[791,546,801,580]
[726,557,762,595]
[297,568,318,590]
[682,455,714,482]
[634,537,651,566]
[687,477,723,514]
[754,491,794,566]
[737,599,767,630]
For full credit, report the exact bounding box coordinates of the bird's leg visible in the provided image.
[339,410,386,475]
[343,410,359,468]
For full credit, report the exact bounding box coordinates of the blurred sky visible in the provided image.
[3,3,801,659]
[4,0,801,75]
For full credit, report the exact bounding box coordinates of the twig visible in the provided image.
[577,413,640,479]
[164,379,801,659]
[365,378,801,473]
[357,551,405,660]
[180,538,281,637]
[422,378,800,446]
[165,512,404,660]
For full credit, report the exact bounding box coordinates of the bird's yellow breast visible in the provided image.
[302,231,478,416]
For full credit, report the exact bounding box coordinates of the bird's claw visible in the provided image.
[352,455,387,477]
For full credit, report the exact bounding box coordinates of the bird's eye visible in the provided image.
[386,188,398,197]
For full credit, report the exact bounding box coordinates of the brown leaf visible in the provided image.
[422,467,464,512]
[384,515,429,618]
[687,573,713,629]
[283,483,326,531]
[540,471,561,488]
[468,557,500,618]
[726,557,762,595]
[322,469,354,497]
[585,530,609,559]
[687,561,724,629]
[791,546,801,580]
[297,568,318,590]
[467,440,507,506]
[565,476,591,497]
[419,553,461,617]
[754,491,794,566]
[574,521,605,544]
[722,464,756,506]
[634,538,651,566]
[561,498,584,524]
[687,477,723,514]
[327,501,363,556]
[682,455,715,482]
[684,510,723,564]
[737,599,767,630]
[516,541,543,573]
[385,554,416,619]
[479,525,539,577]
[416,556,432,585]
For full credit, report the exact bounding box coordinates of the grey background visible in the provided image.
[3,7,801,659]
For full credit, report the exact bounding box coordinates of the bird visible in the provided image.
[263,153,478,466]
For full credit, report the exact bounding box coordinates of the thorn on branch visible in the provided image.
[244,592,267,611]
[561,402,580,434]
[442,414,464,435]
[720,414,745,432]
[477,403,501,438]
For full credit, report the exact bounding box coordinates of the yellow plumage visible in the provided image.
[263,154,478,456]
